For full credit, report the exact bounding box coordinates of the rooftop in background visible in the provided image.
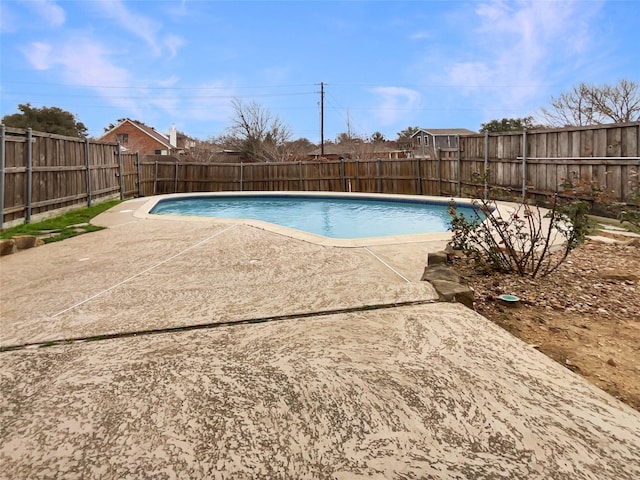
[98,119,198,156]
[410,128,477,137]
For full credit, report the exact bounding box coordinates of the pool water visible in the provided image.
[149,195,481,239]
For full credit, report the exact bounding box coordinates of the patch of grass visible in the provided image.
[84,335,110,342]
[1,199,122,243]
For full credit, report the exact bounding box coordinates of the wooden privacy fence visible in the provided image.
[141,122,639,204]
[140,158,433,197]
[0,126,138,228]
[2,122,639,229]
[457,122,640,202]
[139,123,639,201]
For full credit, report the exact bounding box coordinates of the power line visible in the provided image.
[0,80,319,90]
[1,91,317,100]
[328,82,557,89]
[0,80,557,89]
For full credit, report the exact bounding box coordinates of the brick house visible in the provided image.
[99,119,178,155]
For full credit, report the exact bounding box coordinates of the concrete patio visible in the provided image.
[1,197,639,479]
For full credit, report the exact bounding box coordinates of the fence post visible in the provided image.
[437,148,442,196]
[85,138,92,207]
[376,159,382,193]
[456,134,461,197]
[153,161,158,195]
[354,160,359,192]
[298,161,303,191]
[522,128,527,201]
[484,131,489,201]
[136,152,142,197]
[174,162,179,193]
[26,128,33,223]
[117,143,124,200]
[416,158,423,195]
[0,125,5,230]
[240,163,244,192]
[340,158,346,192]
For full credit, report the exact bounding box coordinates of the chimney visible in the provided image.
[169,124,177,148]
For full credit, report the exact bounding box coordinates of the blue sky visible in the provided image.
[1,0,639,142]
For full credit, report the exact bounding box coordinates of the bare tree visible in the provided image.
[285,137,316,160]
[186,139,226,162]
[216,98,293,162]
[588,80,640,123]
[541,80,640,127]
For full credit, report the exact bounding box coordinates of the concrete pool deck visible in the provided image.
[1,197,639,478]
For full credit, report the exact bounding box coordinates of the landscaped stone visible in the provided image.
[427,251,448,266]
[421,264,461,283]
[0,239,16,256]
[421,262,473,308]
[430,279,474,308]
[600,271,639,282]
[12,235,37,250]
[586,235,621,245]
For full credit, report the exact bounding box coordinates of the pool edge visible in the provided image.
[133,192,481,248]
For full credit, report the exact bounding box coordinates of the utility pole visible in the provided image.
[320,82,325,156]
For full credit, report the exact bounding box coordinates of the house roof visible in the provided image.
[411,128,476,137]
[100,119,173,149]
[308,142,405,157]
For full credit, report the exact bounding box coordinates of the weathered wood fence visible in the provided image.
[2,122,639,229]
[457,122,640,202]
[142,123,640,202]
[0,126,138,227]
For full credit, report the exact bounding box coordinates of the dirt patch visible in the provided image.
[451,240,640,411]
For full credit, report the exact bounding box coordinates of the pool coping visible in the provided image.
[134,192,478,247]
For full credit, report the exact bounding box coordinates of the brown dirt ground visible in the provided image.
[451,236,640,412]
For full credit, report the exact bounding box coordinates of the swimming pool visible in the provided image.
[148,193,483,241]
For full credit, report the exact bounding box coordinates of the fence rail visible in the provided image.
[1,122,639,229]
[0,126,138,228]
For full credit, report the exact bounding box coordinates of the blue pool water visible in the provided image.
[150,195,481,239]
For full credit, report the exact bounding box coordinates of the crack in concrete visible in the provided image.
[0,299,438,353]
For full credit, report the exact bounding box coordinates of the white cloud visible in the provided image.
[22,37,137,112]
[21,33,233,130]
[30,0,66,28]
[135,80,238,130]
[92,0,184,58]
[369,87,422,126]
[158,75,180,88]
[164,0,191,18]
[183,82,237,124]
[164,34,185,59]
[24,42,53,70]
[409,31,431,40]
[444,0,601,114]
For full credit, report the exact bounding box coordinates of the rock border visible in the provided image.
[421,249,474,309]
[0,236,44,256]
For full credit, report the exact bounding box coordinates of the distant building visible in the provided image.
[308,141,407,161]
[99,119,182,155]
[410,128,476,158]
